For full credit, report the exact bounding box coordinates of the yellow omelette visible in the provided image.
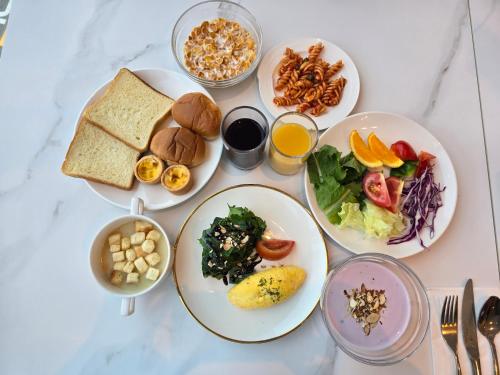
[227,266,306,309]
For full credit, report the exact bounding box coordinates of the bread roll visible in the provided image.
[150,128,205,167]
[172,93,221,139]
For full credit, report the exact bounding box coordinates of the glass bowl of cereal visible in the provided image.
[171,0,263,88]
[320,253,430,365]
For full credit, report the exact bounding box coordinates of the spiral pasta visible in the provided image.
[273,43,347,116]
[307,42,323,63]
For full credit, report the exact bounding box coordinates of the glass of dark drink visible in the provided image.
[221,106,269,169]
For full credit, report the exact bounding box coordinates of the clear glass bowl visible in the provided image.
[171,1,263,88]
[320,253,430,365]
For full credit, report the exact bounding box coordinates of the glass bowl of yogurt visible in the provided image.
[320,253,429,365]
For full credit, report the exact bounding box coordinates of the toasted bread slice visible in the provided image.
[84,68,174,151]
[61,120,139,190]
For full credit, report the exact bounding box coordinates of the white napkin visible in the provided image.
[428,287,500,375]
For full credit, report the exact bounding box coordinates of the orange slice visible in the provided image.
[349,130,383,168]
[367,133,404,168]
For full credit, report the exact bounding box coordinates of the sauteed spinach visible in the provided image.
[199,206,266,285]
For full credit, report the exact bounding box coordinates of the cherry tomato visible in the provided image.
[385,176,404,213]
[415,151,436,178]
[256,239,295,260]
[362,172,392,208]
[390,141,418,161]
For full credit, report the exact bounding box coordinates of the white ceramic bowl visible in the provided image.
[89,198,173,315]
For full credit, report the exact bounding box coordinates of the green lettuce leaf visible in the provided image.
[307,145,366,225]
[338,201,406,238]
[338,202,364,230]
[363,201,406,238]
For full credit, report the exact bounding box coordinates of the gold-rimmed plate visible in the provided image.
[174,184,328,343]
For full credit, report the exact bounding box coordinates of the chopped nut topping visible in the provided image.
[344,283,387,336]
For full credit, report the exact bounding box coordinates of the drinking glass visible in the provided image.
[268,112,319,175]
[221,106,269,170]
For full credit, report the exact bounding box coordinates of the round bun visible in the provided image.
[172,93,221,139]
[150,127,205,167]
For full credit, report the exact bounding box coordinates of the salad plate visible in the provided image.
[257,37,360,130]
[174,184,328,343]
[304,112,457,258]
[78,69,223,211]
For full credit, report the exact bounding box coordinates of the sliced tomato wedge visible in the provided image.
[363,172,392,208]
[256,239,295,261]
[385,176,404,213]
[415,151,436,178]
[390,141,418,161]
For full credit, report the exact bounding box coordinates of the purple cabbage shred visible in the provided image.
[387,166,445,247]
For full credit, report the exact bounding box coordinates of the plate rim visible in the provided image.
[257,36,360,130]
[76,67,223,211]
[173,183,329,343]
[303,111,458,258]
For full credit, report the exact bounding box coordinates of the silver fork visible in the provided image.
[441,295,462,375]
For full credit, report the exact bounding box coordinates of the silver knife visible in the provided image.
[462,279,482,375]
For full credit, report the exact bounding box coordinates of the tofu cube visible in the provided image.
[145,267,160,281]
[108,233,121,246]
[134,257,148,274]
[146,230,162,242]
[112,251,125,262]
[134,246,147,258]
[121,237,131,250]
[135,220,153,233]
[141,239,155,254]
[113,261,126,271]
[123,261,135,274]
[130,232,146,246]
[125,249,136,261]
[126,272,139,284]
[145,252,161,267]
[110,270,123,285]
[110,244,121,253]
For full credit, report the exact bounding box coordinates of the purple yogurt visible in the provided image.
[322,259,411,350]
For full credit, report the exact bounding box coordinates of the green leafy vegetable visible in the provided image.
[199,206,266,285]
[362,201,406,238]
[338,202,364,231]
[307,145,366,224]
[390,160,417,178]
[339,201,406,239]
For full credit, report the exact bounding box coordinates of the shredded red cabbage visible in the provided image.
[388,165,445,247]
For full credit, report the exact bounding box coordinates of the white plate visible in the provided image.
[257,37,360,130]
[78,69,223,211]
[174,184,328,343]
[304,112,457,258]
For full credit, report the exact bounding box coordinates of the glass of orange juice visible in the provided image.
[268,112,319,175]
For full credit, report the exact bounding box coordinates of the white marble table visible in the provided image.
[1,1,499,374]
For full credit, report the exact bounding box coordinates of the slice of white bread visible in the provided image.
[84,68,174,152]
[61,120,140,190]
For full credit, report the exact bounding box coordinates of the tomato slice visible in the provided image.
[415,151,436,178]
[362,172,392,208]
[256,239,295,261]
[390,141,418,161]
[385,176,404,213]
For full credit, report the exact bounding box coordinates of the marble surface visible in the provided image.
[470,0,500,261]
[0,0,499,374]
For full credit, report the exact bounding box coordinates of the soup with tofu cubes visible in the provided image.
[102,220,167,292]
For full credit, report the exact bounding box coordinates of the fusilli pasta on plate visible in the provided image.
[273,42,347,117]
